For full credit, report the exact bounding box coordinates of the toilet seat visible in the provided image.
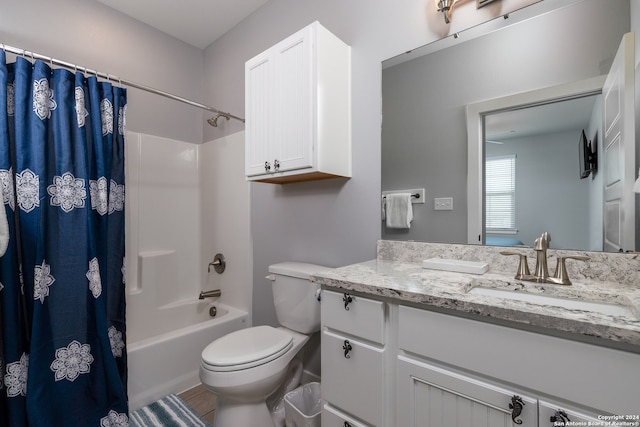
[201,325,293,372]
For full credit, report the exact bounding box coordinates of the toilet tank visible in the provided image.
[268,262,331,334]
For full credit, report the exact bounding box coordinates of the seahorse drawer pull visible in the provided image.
[342,293,353,310]
[550,409,570,426]
[509,395,525,425]
[343,340,352,359]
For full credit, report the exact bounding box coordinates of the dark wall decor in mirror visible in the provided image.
[381,0,637,252]
[579,130,598,180]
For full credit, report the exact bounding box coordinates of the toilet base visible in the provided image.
[214,399,274,427]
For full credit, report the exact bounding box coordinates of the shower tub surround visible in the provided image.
[124,131,252,411]
[313,240,640,348]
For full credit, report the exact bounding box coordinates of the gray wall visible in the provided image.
[381,0,631,244]
[200,0,549,330]
[0,0,205,144]
[486,131,591,250]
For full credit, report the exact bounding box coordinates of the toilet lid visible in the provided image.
[201,325,293,372]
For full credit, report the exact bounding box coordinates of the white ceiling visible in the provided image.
[485,95,599,142]
[96,0,270,49]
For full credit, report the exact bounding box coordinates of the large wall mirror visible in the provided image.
[381,0,636,252]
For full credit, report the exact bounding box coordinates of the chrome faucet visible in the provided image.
[199,289,221,299]
[501,232,589,286]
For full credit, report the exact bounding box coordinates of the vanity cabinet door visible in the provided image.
[538,400,600,426]
[397,355,537,427]
[321,330,384,426]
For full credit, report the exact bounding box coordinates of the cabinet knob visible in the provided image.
[342,340,352,359]
[273,159,280,171]
[264,161,271,172]
[344,422,352,427]
[550,410,570,426]
[342,293,353,310]
[509,395,525,425]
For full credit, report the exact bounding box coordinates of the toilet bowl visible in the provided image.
[199,262,330,427]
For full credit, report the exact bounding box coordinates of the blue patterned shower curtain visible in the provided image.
[0,51,128,426]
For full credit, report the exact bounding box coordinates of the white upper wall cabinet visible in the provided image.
[245,21,351,184]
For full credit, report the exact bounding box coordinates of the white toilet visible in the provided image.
[199,262,330,427]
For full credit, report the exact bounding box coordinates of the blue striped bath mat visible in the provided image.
[130,394,212,427]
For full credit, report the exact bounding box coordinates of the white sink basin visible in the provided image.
[468,286,634,318]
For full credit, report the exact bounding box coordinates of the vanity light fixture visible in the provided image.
[633,168,640,194]
[436,0,501,24]
[436,0,457,23]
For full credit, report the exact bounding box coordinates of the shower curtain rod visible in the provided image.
[1,43,245,124]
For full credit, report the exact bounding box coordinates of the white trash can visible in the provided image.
[283,382,322,427]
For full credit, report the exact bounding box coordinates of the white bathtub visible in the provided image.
[127,301,248,410]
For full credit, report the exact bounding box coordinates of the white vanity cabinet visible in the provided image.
[319,287,640,427]
[244,21,351,184]
[321,290,386,427]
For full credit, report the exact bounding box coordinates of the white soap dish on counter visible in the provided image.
[422,258,489,275]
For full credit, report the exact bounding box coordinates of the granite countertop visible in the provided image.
[311,258,640,349]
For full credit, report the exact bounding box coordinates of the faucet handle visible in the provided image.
[552,255,589,286]
[500,251,531,280]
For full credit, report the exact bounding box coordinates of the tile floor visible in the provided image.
[178,384,217,425]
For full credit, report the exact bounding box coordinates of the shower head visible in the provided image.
[207,113,231,127]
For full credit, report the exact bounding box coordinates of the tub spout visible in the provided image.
[199,289,221,300]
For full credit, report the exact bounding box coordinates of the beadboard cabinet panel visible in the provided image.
[398,356,537,427]
[245,53,274,177]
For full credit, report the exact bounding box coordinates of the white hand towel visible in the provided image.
[384,193,413,229]
[0,184,8,257]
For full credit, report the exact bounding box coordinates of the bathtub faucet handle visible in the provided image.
[208,253,226,274]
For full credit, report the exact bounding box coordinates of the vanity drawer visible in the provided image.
[321,290,385,344]
[323,404,371,427]
[321,330,384,426]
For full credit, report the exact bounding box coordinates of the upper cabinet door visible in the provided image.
[245,21,351,184]
[273,25,314,173]
[603,32,636,252]
[245,51,275,177]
